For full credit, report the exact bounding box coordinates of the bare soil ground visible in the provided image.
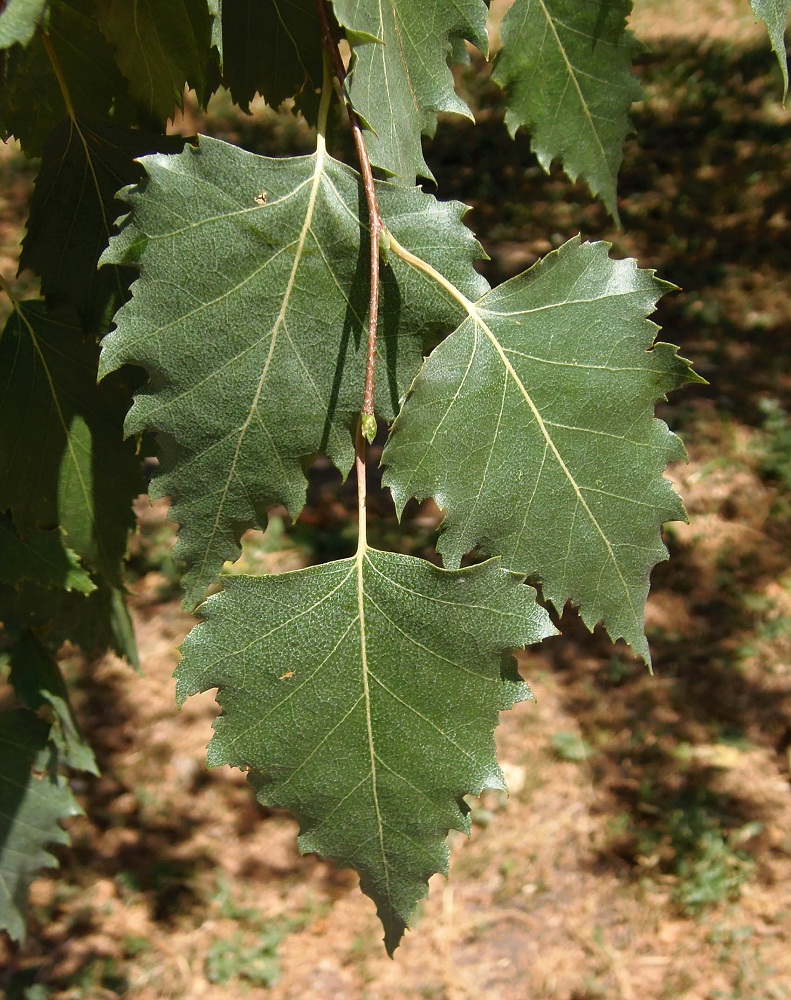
[3,5,791,999]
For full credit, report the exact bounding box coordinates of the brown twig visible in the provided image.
[316,0,383,426]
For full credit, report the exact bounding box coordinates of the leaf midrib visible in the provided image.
[195,141,329,587]
[536,0,609,170]
[386,234,638,621]
[357,542,392,917]
[469,307,639,621]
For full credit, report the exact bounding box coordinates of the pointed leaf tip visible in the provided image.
[177,550,555,948]
[750,0,790,100]
[383,237,700,665]
[492,0,641,219]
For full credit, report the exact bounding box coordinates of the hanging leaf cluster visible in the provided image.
[1,0,787,952]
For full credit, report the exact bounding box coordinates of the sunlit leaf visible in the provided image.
[177,548,554,952]
[750,0,790,99]
[491,0,641,220]
[0,0,48,48]
[100,135,486,605]
[332,0,488,181]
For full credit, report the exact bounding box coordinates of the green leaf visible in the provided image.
[382,238,703,664]
[100,135,486,606]
[176,548,555,953]
[208,0,222,61]
[332,0,489,181]
[491,0,641,221]
[0,303,143,583]
[0,709,81,942]
[20,118,185,326]
[0,0,48,48]
[1,578,139,666]
[0,0,137,156]
[200,0,223,106]
[95,0,214,126]
[0,513,95,594]
[219,0,323,113]
[8,631,99,775]
[750,0,790,99]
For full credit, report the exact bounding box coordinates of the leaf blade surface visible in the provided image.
[0,514,95,594]
[176,549,554,952]
[383,237,701,663]
[491,0,641,219]
[750,0,790,98]
[0,710,81,942]
[332,0,488,182]
[0,0,48,48]
[100,136,486,605]
[0,0,137,155]
[20,118,184,325]
[0,303,142,583]
[95,0,214,124]
[219,0,323,113]
[8,631,99,775]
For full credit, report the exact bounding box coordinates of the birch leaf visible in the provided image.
[332,0,489,182]
[176,549,555,953]
[383,237,702,664]
[750,0,790,99]
[100,135,486,606]
[491,0,641,220]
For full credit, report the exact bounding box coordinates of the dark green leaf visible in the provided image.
[0,709,81,941]
[100,135,486,605]
[95,0,215,126]
[332,0,488,181]
[200,0,223,106]
[491,0,641,220]
[1,578,139,666]
[750,0,790,99]
[20,118,185,326]
[0,513,95,593]
[383,237,703,664]
[176,548,555,953]
[0,302,143,582]
[219,0,323,113]
[0,0,137,156]
[8,631,99,774]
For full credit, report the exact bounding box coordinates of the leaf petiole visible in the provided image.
[386,231,476,316]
